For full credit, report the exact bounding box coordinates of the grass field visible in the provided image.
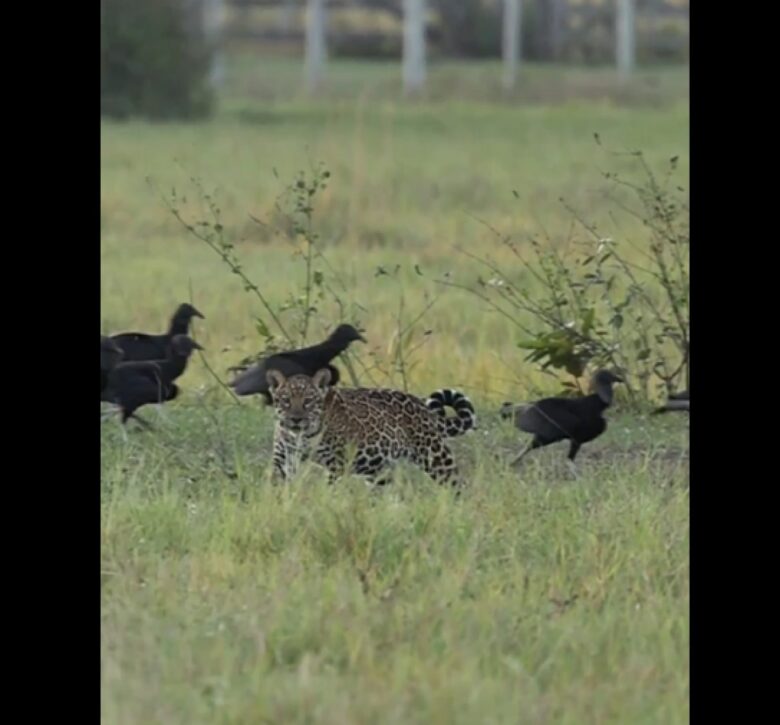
[101,59,689,723]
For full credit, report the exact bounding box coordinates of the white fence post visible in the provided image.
[305,0,327,93]
[403,0,426,95]
[502,0,523,90]
[616,0,636,78]
[203,0,226,89]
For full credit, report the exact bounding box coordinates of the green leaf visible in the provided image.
[254,318,271,340]
[581,308,596,335]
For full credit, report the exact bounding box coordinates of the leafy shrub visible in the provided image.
[444,145,689,406]
[101,0,214,120]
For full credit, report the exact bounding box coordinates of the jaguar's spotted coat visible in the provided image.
[267,368,476,488]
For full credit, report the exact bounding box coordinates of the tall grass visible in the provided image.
[102,407,689,724]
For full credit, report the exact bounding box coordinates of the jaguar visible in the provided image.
[267,368,476,489]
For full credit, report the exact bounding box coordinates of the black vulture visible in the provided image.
[229,323,366,404]
[110,302,204,362]
[651,389,689,414]
[102,334,203,429]
[101,335,124,395]
[502,369,624,475]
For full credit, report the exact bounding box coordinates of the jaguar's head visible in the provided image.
[266,367,332,434]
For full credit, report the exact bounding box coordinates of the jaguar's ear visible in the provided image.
[312,368,332,390]
[266,369,286,392]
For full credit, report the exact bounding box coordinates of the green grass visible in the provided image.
[102,58,689,723]
[102,408,688,724]
[101,408,689,724]
[222,55,689,106]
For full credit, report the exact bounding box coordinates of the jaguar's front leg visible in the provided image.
[271,428,289,482]
[272,427,304,482]
[316,443,346,485]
